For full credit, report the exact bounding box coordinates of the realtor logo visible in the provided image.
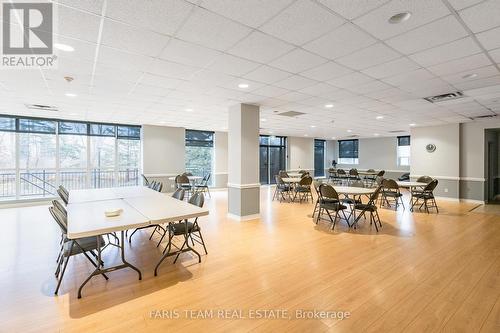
[2,1,56,68]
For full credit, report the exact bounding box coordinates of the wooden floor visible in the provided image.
[0,187,499,332]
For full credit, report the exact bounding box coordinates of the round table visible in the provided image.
[281,177,302,183]
[333,186,375,195]
[396,181,427,188]
[167,175,203,182]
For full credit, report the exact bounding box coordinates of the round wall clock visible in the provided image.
[426,143,436,153]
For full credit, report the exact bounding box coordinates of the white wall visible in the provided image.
[287,137,314,171]
[142,125,185,191]
[214,131,228,188]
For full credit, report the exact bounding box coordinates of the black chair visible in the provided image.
[411,179,439,213]
[381,179,404,210]
[278,170,289,178]
[364,169,377,186]
[411,175,434,198]
[175,174,192,198]
[348,168,359,184]
[352,186,383,232]
[195,173,211,198]
[141,174,150,186]
[317,184,349,230]
[155,192,207,275]
[152,189,186,246]
[398,173,410,181]
[49,205,108,295]
[293,175,313,203]
[57,187,69,205]
[148,180,163,192]
[336,169,347,185]
[273,175,291,202]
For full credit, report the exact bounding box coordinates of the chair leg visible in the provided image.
[196,230,208,255]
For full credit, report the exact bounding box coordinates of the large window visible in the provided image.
[338,139,359,165]
[397,136,411,166]
[314,139,325,177]
[0,115,141,201]
[185,130,214,184]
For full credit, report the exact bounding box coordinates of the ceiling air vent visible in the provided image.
[388,130,406,133]
[347,134,359,138]
[424,91,465,103]
[469,114,498,120]
[277,111,305,117]
[25,104,58,112]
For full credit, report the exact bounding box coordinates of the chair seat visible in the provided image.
[169,221,199,235]
[341,198,361,205]
[320,202,347,211]
[354,203,377,212]
[320,198,339,204]
[195,184,208,188]
[414,193,434,199]
[63,236,105,257]
[383,191,402,197]
[295,186,311,192]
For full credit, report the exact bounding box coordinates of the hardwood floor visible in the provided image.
[0,187,499,332]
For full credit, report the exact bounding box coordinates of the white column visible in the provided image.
[227,103,260,220]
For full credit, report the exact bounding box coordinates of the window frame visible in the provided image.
[397,136,411,167]
[338,139,359,165]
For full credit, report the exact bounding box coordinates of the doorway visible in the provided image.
[485,129,500,203]
[259,135,286,184]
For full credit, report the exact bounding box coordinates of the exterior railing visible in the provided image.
[0,168,140,200]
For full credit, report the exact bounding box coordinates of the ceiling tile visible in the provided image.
[300,61,353,81]
[426,53,492,76]
[442,65,499,84]
[106,0,193,35]
[176,7,251,51]
[489,47,500,62]
[227,31,294,63]
[147,59,200,80]
[298,83,338,96]
[303,23,376,60]
[335,43,400,70]
[269,48,327,73]
[448,0,485,10]
[409,37,482,67]
[361,57,420,79]
[197,0,294,28]
[354,0,451,39]
[140,73,186,89]
[54,0,104,14]
[327,72,373,88]
[159,38,222,67]
[55,4,101,43]
[316,0,390,20]
[243,65,293,84]
[386,15,468,54]
[97,46,153,72]
[251,85,290,98]
[459,0,500,33]
[382,68,435,86]
[260,0,345,45]
[273,75,318,90]
[476,26,500,50]
[101,19,170,56]
[206,54,261,77]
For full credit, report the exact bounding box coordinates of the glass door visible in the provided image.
[259,146,269,184]
[259,135,287,184]
[314,139,325,177]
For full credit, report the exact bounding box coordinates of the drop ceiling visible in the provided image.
[0,0,499,139]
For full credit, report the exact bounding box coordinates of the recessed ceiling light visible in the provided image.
[159,121,166,124]
[304,134,309,137]
[310,125,316,128]
[347,129,352,133]
[325,104,334,108]
[374,133,380,136]
[462,73,478,79]
[185,108,193,112]
[65,93,77,97]
[261,118,267,122]
[332,137,336,139]
[54,43,74,52]
[69,112,78,116]
[376,116,384,120]
[238,83,249,89]
[389,12,412,24]
[409,123,416,127]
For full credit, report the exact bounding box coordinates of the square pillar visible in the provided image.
[227,103,260,220]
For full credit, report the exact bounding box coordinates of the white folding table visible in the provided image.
[67,186,209,298]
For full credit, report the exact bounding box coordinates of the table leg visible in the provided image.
[77,231,142,299]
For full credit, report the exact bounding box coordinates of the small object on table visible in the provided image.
[105,209,123,217]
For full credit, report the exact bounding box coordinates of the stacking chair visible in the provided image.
[352,186,383,232]
[195,173,211,198]
[155,193,207,274]
[175,174,192,198]
[381,179,405,210]
[411,175,433,198]
[398,173,410,181]
[348,168,359,184]
[336,169,347,185]
[293,175,313,203]
[141,174,150,186]
[57,187,69,205]
[278,170,289,178]
[411,179,439,213]
[273,175,291,202]
[298,170,307,175]
[317,184,349,230]
[49,205,108,295]
[183,172,193,176]
[152,189,186,246]
[377,170,385,178]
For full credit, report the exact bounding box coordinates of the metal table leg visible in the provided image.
[77,231,142,298]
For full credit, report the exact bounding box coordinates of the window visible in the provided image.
[314,139,325,177]
[397,136,411,166]
[0,115,142,201]
[185,130,214,184]
[338,139,358,165]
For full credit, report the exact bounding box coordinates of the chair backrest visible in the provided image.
[52,199,67,217]
[299,175,312,186]
[141,174,150,186]
[367,169,375,173]
[301,172,310,179]
[57,188,68,205]
[377,170,385,177]
[278,170,289,178]
[176,174,190,184]
[298,170,306,175]
[58,185,69,197]
[349,168,358,176]
[49,206,67,234]
[312,180,322,195]
[337,169,346,175]
[172,188,185,201]
[189,192,205,208]
[376,176,385,186]
[319,184,340,201]
[424,179,438,192]
[417,175,433,184]
[369,186,383,203]
[382,178,399,190]
[156,182,163,192]
[351,180,365,188]
[275,175,285,186]
[183,172,193,176]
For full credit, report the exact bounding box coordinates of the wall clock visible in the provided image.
[426,143,436,153]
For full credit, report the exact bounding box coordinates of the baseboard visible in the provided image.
[227,213,260,221]
[459,198,485,204]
